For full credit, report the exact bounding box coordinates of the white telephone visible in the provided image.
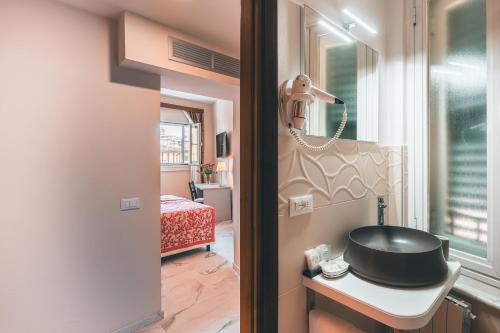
[278,74,347,151]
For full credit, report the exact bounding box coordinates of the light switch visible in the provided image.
[120,197,141,211]
[289,195,313,217]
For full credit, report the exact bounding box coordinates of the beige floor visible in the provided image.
[138,221,239,333]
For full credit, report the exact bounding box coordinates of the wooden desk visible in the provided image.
[194,184,232,223]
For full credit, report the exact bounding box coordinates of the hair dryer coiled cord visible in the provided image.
[288,104,347,152]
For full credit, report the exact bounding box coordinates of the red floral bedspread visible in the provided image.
[160,195,215,254]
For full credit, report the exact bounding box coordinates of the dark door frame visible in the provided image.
[240,0,278,332]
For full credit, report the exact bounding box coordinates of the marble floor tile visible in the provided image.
[210,220,234,264]
[138,222,239,333]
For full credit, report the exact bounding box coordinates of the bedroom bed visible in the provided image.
[160,194,216,256]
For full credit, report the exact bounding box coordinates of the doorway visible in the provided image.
[119,0,279,331]
[153,88,240,332]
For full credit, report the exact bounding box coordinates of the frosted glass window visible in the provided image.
[428,0,487,257]
[325,44,357,139]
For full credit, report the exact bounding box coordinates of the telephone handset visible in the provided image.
[279,74,347,151]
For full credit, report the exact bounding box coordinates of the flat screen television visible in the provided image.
[216,131,229,157]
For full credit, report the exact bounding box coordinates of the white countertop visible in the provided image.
[303,261,461,330]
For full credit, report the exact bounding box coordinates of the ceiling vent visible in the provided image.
[169,38,240,79]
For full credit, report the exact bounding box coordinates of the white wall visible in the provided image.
[160,169,191,198]
[159,96,215,199]
[0,1,161,332]
[161,71,241,270]
[278,1,404,332]
[380,0,406,146]
[213,99,234,187]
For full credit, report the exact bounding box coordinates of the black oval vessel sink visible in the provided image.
[344,226,448,287]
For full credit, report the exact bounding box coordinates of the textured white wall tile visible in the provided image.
[276,139,405,332]
[278,136,403,215]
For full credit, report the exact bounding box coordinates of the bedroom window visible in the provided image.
[160,122,200,165]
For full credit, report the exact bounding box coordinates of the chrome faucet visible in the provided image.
[377,196,387,225]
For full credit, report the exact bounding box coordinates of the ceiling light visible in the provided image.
[445,0,470,11]
[448,61,480,70]
[431,68,463,76]
[317,20,353,43]
[342,9,377,35]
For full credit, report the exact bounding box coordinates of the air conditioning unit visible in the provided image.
[169,37,240,79]
[118,12,239,85]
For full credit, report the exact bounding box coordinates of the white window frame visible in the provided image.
[407,0,500,288]
[160,121,200,167]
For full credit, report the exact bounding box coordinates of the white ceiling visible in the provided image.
[55,0,241,55]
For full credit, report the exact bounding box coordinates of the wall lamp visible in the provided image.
[342,9,377,35]
[317,19,353,43]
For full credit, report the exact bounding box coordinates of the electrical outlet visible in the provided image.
[120,197,141,211]
[289,195,313,217]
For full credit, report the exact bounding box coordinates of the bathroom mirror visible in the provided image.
[302,6,379,142]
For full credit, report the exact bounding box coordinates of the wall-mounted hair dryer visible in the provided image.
[279,74,347,151]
